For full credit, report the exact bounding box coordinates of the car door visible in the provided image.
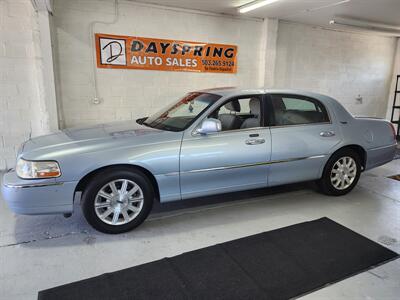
[268,93,342,186]
[179,95,271,199]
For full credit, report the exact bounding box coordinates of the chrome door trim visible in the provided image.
[245,138,266,145]
[191,126,269,137]
[320,131,335,137]
[163,155,326,176]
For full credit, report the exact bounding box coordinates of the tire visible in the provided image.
[81,168,154,234]
[317,149,361,196]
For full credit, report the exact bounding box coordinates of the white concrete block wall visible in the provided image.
[385,39,400,128]
[0,0,50,170]
[1,0,398,172]
[274,22,397,118]
[52,0,265,128]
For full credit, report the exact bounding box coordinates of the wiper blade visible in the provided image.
[141,122,152,128]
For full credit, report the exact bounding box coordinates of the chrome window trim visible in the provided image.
[163,155,326,176]
[269,121,332,130]
[191,126,270,137]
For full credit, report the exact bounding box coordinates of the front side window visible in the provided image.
[271,94,329,126]
[208,96,262,131]
[143,92,221,131]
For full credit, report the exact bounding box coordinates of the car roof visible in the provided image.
[196,87,330,100]
[195,87,354,122]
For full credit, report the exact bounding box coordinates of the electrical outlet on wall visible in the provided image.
[356,94,363,104]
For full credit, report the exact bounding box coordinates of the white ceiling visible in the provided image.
[132,0,400,28]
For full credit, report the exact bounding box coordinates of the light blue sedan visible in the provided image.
[2,88,397,233]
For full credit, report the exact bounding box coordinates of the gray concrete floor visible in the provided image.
[1,160,400,300]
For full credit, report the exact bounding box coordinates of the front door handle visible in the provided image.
[245,138,265,145]
[320,131,335,137]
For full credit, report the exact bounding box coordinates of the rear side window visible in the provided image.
[282,98,317,111]
[271,94,330,126]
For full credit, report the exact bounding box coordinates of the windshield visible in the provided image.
[143,92,221,131]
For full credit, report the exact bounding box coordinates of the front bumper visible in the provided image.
[1,171,78,215]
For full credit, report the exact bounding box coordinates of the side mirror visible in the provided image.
[196,118,222,135]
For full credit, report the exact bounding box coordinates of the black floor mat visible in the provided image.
[38,218,398,300]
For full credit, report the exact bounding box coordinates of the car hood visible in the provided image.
[20,120,175,160]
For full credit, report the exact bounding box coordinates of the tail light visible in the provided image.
[389,122,397,141]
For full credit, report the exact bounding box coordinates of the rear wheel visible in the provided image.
[81,168,154,234]
[317,149,361,196]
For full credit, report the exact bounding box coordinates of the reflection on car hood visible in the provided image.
[21,120,171,160]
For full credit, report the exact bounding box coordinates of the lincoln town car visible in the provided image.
[2,88,397,233]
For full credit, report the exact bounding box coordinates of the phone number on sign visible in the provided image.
[201,60,235,67]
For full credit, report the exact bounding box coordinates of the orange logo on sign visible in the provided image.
[95,33,237,73]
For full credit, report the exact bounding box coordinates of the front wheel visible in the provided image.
[317,149,361,196]
[81,168,154,234]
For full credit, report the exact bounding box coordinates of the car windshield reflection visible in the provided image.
[143,92,221,131]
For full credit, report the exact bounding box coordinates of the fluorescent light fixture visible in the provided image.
[330,16,400,36]
[239,0,281,14]
[306,0,351,13]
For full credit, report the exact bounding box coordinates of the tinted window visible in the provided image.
[271,95,329,126]
[282,98,317,111]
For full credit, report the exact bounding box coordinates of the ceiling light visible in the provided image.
[330,16,400,36]
[238,0,281,14]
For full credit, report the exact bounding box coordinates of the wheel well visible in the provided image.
[333,145,367,170]
[74,164,160,202]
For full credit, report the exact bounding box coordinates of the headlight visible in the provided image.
[16,159,61,179]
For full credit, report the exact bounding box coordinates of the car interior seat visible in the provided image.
[240,98,261,129]
[218,100,243,130]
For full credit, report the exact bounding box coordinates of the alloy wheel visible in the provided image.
[330,156,357,190]
[94,179,144,225]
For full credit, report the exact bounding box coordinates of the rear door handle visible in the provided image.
[245,138,265,145]
[320,131,335,137]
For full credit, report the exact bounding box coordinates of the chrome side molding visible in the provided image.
[163,154,326,176]
[3,182,64,189]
